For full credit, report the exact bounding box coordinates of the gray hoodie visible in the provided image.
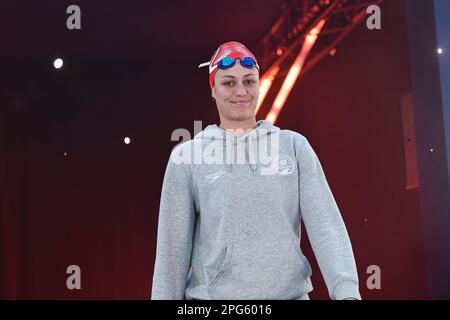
[151,120,361,300]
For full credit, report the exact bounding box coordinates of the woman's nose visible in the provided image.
[234,82,247,96]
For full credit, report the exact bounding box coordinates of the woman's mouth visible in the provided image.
[230,100,251,107]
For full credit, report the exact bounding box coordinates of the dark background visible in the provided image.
[1,0,449,299]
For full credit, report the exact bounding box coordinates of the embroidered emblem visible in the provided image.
[278,154,295,175]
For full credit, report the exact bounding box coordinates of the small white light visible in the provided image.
[437,48,443,55]
[124,137,131,144]
[430,148,434,152]
[53,58,63,69]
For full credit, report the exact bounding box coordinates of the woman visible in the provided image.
[151,41,361,300]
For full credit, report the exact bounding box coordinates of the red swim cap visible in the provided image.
[198,41,259,90]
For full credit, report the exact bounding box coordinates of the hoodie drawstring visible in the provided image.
[250,163,257,175]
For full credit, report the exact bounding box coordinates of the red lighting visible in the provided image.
[266,19,327,124]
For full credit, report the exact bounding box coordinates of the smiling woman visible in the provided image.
[151,41,362,301]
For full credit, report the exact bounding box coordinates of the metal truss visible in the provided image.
[257,0,385,79]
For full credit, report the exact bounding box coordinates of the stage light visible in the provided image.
[53,58,64,69]
[63,151,68,157]
[329,48,337,56]
[124,137,131,144]
[437,48,443,55]
[276,48,284,56]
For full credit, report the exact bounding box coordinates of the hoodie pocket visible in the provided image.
[207,238,313,300]
[294,245,313,279]
[289,236,313,279]
[205,245,234,294]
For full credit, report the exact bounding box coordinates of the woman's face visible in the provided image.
[211,62,260,124]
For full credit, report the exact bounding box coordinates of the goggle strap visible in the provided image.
[198,61,210,68]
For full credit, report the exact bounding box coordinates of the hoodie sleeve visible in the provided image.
[151,146,196,300]
[295,135,361,300]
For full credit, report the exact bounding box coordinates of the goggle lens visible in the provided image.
[217,56,257,70]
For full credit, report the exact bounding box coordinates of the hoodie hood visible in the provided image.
[193,120,279,175]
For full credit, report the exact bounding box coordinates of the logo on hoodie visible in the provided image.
[278,154,295,175]
[205,170,227,184]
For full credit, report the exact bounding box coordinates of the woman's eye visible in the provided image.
[245,79,256,85]
[223,81,234,86]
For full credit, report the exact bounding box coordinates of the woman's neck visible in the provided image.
[219,118,258,133]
